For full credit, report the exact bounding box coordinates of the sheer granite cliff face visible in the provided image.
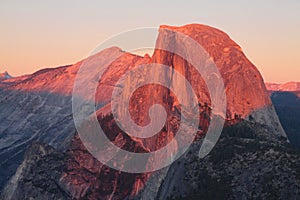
[0,24,290,199]
[153,24,270,117]
[152,24,285,137]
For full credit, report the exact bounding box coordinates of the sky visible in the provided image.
[0,0,299,83]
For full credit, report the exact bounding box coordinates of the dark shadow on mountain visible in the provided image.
[270,91,300,151]
[0,88,75,191]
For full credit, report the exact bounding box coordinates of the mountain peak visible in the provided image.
[0,71,12,81]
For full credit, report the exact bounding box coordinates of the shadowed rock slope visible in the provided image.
[266,82,300,150]
[2,120,300,200]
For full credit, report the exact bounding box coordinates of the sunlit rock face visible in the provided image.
[0,24,289,199]
[151,24,285,137]
[153,24,270,117]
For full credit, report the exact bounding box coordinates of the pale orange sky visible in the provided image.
[0,0,299,83]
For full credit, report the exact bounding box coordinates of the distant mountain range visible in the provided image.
[266,82,300,97]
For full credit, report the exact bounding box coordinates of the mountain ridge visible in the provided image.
[266,82,300,92]
[0,24,292,199]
